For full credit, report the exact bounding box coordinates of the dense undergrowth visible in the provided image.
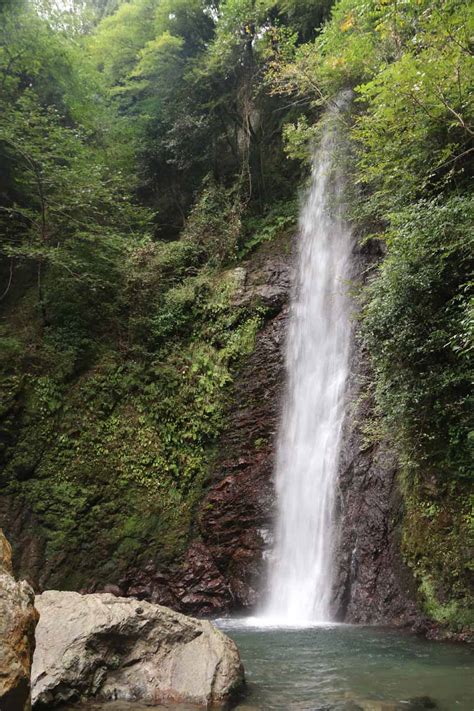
[0,254,266,586]
[0,0,302,587]
[0,0,472,627]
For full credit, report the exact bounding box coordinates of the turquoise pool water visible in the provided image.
[63,620,473,710]
[219,619,473,710]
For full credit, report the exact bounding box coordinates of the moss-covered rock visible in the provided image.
[0,225,292,595]
[402,476,473,632]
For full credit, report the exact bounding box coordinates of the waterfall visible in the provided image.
[262,100,352,625]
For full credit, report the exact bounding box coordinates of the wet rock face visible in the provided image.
[119,240,420,625]
[0,497,45,594]
[183,257,291,611]
[332,394,419,626]
[32,590,244,709]
[123,542,234,616]
[198,308,289,609]
[162,240,420,624]
[331,244,420,627]
[118,252,292,615]
[0,529,38,711]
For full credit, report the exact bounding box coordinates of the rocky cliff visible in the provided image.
[0,233,456,632]
[117,236,423,627]
[0,529,38,711]
[118,241,292,614]
[154,237,425,628]
[331,243,471,638]
[332,244,420,626]
[333,370,420,627]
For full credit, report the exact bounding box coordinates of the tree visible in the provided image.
[0,1,150,328]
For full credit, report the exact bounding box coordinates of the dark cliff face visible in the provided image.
[332,243,420,627]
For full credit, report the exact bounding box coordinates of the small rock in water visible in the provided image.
[404,698,437,709]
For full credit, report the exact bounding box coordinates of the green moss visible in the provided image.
[419,574,474,631]
[401,475,474,631]
[0,224,283,588]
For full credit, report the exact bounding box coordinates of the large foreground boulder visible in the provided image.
[32,591,244,708]
[0,529,38,711]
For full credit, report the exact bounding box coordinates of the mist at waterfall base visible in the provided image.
[257,98,352,627]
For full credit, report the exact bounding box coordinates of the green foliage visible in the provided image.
[270,0,473,204]
[353,2,473,213]
[419,576,472,629]
[239,198,297,256]
[0,0,151,335]
[0,324,22,366]
[402,478,474,630]
[0,247,267,586]
[87,0,157,84]
[364,197,473,480]
[85,0,312,233]
[206,0,273,70]
[182,176,242,266]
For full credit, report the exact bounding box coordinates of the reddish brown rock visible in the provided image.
[119,251,292,614]
[190,256,291,611]
[0,528,39,711]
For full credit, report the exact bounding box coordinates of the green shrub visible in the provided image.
[239,198,297,257]
[364,196,473,481]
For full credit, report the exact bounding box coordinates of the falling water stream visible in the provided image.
[261,98,352,625]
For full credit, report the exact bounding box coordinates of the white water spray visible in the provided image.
[262,100,352,625]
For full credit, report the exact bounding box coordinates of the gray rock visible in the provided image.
[32,590,244,708]
[0,528,38,711]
